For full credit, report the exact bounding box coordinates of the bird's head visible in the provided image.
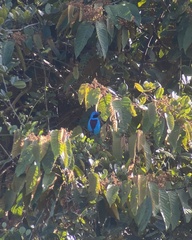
[90,111,101,119]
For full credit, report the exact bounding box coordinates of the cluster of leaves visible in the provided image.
[0,80,192,239]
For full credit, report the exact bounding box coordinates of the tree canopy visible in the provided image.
[1,0,192,239]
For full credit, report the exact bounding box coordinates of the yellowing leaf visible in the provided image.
[155,87,164,99]
[134,83,144,93]
[68,4,75,24]
[138,0,146,7]
[78,83,91,110]
[130,104,137,117]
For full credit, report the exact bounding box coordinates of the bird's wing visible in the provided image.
[89,119,98,130]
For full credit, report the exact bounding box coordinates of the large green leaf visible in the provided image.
[74,22,94,58]
[126,2,141,26]
[148,182,159,216]
[88,172,100,201]
[135,196,152,233]
[12,175,26,193]
[96,20,109,59]
[41,145,55,174]
[183,23,192,53]
[129,184,138,216]
[168,190,180,230]
[42,172,55,192]
[4,190,17,211]
[120,180,131,205]
[177,189,192,223]
[148,102,157,124]
[153,117,165,147]
[159,189,171,230]
[106,184,119,207]
[87,88,101,109]
[50,130,60,159]
[15,144,35,177]
[64,139,74,169]
[105,2,141,26]
[112,131,122,160]
[98,93,112,121]
[168,124,181,151]
[2,40,15,66]
[25,164,41,195]
[142,110,153,133]
[138,175,147,206]
[112,97,132,132]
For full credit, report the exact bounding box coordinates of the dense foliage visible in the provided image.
[1,0,192,239]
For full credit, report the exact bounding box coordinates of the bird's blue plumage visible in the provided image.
[87,111,101,135]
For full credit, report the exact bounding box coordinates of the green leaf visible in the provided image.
[142,110,153,133]
[4,190,17,211]
[96,20,109,59]
[168,124,181,151]
[12,175,26,193]
[2,40,15,66]
[41,145,54,174]
[168,190,180,230]
[87,88,101,109]
[183,23,192,53]
[74,22,94,58]
[164,112,175,134]
[148,182,159,216]
[112,97,132,132]
[98,93,112,121]
[111,203,120,220]
[182,65,192,76]
[177,189,192,223]
[106,17,114,38]
[143,137,152,171]
[120,180,131,205]
[126,2,141,26]
[42,173,55,192]
[25,164,41,195]
[135,197,152,233]
[159,189,171,230]
[106,184,119,207]
[61,139,74,169]
[148,102,157,124]
[153,117,165,146]
[50,130,60,159]
[0,17,4,25]
[88,172,100,200]
[112,131,122,160]
[122,27,128,50]
[33,33,43,50]
[129,184,138,216]
[15,144,35,177]
[138,175,147,205]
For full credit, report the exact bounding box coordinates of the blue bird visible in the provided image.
[87,111,101,135]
